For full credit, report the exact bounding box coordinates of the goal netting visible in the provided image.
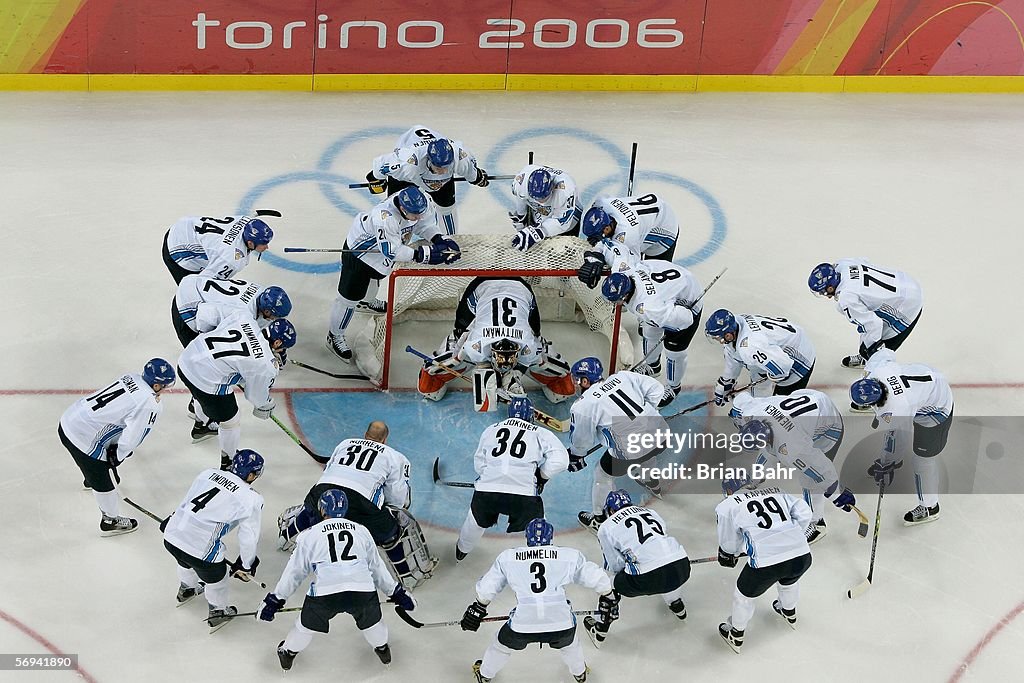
[357,235,635,389]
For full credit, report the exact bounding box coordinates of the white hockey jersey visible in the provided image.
[715,486,812,568]
[174,274,267,333]
[345,194,441,276]
[834,259,923,349]
[473,417,569,496]
[617,260,703,332]
[598,505,687,575]
[457,279,544,367]
[163,468,263,565]
[476,544,611,633]
[570,371,665,458]
[591,238,643,273]
[731,389,843,455]
[864,349,954,460]
[177,318,279,410]
[720,314,816,388]
[318,438,412,509]
[591,193,679,256]
[272,518,398,598]
[371,125,483,192]
[166,215,260,279]
[510,164,581,237]
[59,373,162,462]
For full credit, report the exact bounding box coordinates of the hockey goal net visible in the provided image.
[361,235,634,389]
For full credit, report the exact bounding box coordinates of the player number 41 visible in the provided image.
[480,18,683,50]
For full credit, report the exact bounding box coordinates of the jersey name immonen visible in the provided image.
[598,505,687,574]
[59,373,162,462]
[166,215,256,280]
[318,438,412,509]
[715,486,811,568]
[473,417,569,496]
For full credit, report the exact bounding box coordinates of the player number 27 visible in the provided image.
[204,329,252,359]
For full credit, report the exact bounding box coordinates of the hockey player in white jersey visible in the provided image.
[327,186,461,363]
[460,518,613,683]
[455,398,569,562]
[177,317,296,469]
[716,481,813,653]
[418,277,576,405]
[365,125,490,235]
[585,490,690,647]
[568,357,675,530]
[732,389,845,459]
[581,193,680,259]
[172,274,292,347]
[736,417,856,544]
[162,214,274,284]
[161,450,265,631]
[260,490,416,670]
[851,348,954,525]
[599,263,704,400]
[809,259,923,370]
[705,309,817,401]
[509,164,581,251]
[59,359,175,536]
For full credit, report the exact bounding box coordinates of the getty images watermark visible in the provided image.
[621,427,797,483]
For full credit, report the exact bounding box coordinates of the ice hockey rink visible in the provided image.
[3,91,1024,682]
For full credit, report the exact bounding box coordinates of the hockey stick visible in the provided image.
[406,346,569,433]
[289,359,373,382]
[848,481,885,599]
[431,458,475,488]
[208,606,302,621]
[626,142,638,195]
[255,209,282,218]
[283,247,351,253]
[666,377,770,419]
[123,497,164,523]
[395,607,599,630]
[270,415,329,465]
[850,505,870,538]
[528,151,534,165]
[690,553,748,565]
[346,175,514,189]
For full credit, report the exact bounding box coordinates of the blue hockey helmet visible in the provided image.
[571,357,604,385]
[396,186,428,218]
[318,489,349,519]
[601,272,634,304]
[527,168,554,201]
[808,263,841,297]
[142,358,176,388]
[267,318,297,349]
[582,206,613,240]
[739,419,773,451]
[231,449,265,481]
[604,489,633,514]
[705,309,738,343]
[851,378,885,407]
[257,286,292,319]
[525,518,554,547]
[242,218,273,248]
[426,138,454,169]
[508,396,534,422]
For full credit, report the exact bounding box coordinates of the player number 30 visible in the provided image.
[480,18,683,50]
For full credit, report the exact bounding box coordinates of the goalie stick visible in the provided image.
[395,607,599,630]
[405,346,569,432]
[848,481,886,599]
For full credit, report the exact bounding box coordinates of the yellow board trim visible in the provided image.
[1,73,1024,93]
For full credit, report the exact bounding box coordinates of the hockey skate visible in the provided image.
[668,599,687,620]
[472,660,492,683]
[374,644,392,665]
[577,511,606,536]
[176,582,204,607]
[326,332,353,363]
[186,398,199,421]
[574,666,591,682]
[583,616,608,648]
[904,503,940,526]
[805,519,827,545]
[640,478,663,499]
[356,299,388,315]
[455,543,468,563]
[772,600,797,629]
[718,622,744,653]
[191,420,218,444]
[100,515,138,536]
[207,605,238,633]
[277,641,297,670]
[841,354,865,369]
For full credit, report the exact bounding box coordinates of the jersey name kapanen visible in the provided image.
[715,486,811,568]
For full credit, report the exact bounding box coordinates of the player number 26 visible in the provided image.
[480,19,683,50]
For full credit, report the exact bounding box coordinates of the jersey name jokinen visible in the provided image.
[474,417,569,496]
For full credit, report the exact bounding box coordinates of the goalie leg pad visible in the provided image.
[418,367,457,401]
[277,504,305,551]
[381,506,438,590]
[473,368,499,412]
[529,370,576,404]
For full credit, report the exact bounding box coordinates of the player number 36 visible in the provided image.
[480,18,683,50]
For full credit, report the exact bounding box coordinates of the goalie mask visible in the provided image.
[491,338,520,372]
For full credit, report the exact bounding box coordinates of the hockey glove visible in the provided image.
[577,252,606,289]
[105,443,124,467]
[159,513,172,532]
[414,242,451,266]
[568,453,588,473]
[440,238,462,264]
[230,556,260,581]
[859,340,885,361]
[508,211,528,229]
[512,226,544,252]
[460,601,488,631]
[253,399,275,420]
[258,593,286,622]
[718,547,739,568]
[365,171,387,195]
[868,458,902,487]
[597,591,620,624]
[535,471,549,495]
[471,169,490,187]
[831,487,857,511]
[714,377,735,406]
[388,585,417,612]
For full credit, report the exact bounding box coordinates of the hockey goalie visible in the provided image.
[417,277,576,407]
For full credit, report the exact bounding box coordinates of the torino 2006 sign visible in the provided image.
[190,13,684,50]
